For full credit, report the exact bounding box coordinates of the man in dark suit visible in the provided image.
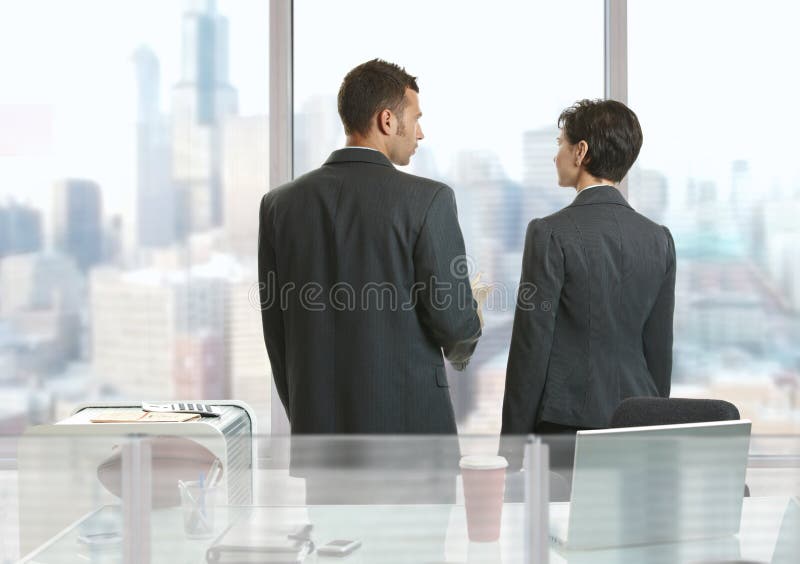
[501,99,675,473]
[259,59,482,436]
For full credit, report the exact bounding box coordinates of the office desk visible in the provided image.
[19,497,791,563]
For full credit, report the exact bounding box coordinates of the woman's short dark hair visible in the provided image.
[558,99,643,183]
[337,59,419,136]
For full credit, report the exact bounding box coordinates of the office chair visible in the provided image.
[610,397,749,496]
[610,397,741,428]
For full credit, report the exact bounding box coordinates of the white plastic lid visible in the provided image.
[459,455,508,470]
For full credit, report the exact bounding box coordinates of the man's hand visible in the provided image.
[471,272,491,327]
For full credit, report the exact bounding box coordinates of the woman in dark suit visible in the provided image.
[501,99,675,459]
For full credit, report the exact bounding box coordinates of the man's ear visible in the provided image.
[376,108,394,136]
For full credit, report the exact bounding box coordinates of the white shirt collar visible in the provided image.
[346,146,381,153]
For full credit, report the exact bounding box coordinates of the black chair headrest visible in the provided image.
[610,397,741,429]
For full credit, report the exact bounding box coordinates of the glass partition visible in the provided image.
[10,432,540,563]
[3,427,800,563]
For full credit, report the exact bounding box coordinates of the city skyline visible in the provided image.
[0,0,799,436]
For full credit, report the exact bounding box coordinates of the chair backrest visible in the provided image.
[610,397,740,428]
[567,420,752,549]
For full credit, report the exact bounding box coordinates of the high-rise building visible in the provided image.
[226,270,271,432]
[450,150,523,288]
[782,240,800,311]
[0,202,42,258]
[628,167,669,223]
[0,253,82,316]
[0,253,84,373]
[52,179,103,271]
[90,256,232,399]
[133,45,176,248]
[171,0,238,235]
[90,267,175,397]
[686,292,768,350]
[407,146,440,180]
[174,332,226,399]
[521,127,572,221]
[728,160,765,261]
[522,128,558,188]
[294,95,342,176]
[222,115,268,256]
[103,214,123,265]
[730,160,752,209]
[762,198,800,302]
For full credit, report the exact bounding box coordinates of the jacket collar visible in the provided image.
[568,184,632,209]
[324,147,394,168]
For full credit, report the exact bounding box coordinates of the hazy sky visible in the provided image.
[0,0,268,221]
[1,0,799,232]
[294,0,603,182]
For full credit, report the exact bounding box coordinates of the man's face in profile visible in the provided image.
[388,89,424,166]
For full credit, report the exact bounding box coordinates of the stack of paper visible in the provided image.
[90,410,201,423]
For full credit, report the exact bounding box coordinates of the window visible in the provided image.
[0,0,271,431]
[629,0,800,432]
[294,0,603,432]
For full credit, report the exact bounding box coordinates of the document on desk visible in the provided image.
[89,410,201,423]
[206,508,313,563]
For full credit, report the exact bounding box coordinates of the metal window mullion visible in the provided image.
[605,0,630,198]
[269,0,293,436]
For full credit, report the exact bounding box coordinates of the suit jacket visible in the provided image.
[259,148,481,434]
[501,185,676,436]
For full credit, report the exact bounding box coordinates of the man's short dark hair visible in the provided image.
[558,99,643,183]
[337,59,419,136]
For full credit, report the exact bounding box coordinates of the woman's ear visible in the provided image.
[575,140,590,167]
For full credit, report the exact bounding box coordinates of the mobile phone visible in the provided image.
[317,539,361,556]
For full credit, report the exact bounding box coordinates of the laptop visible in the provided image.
[549,419,751,550]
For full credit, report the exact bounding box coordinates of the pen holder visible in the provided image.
[178,480,220,539]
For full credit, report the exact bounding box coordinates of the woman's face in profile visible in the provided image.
[554,128,579,188]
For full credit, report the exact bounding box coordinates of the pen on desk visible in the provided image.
[207,458,221,489]
[199,472,206,517]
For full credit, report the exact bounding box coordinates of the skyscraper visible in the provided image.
[293,95,342,176]
[52,179,103,271]
[0,202,42,257]
[729,160,763,260]
[521,127,572,221]
[0,252,84,372]
[226,271,271,431]
[133,45,176,248]
[90,259,230,399]
[628,167,669,223]
[450,150,523,288]
[90,267,174,397]
[222,115,268,257]
[171,0,238,236]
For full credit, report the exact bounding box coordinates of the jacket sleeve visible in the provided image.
[643,226,676,398]
[501,219,565,436]
[258,193,290,421]
[413,185,482,370]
